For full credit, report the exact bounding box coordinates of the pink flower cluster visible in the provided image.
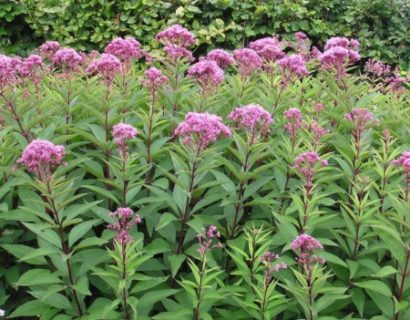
[52,48,83,71]
[260,251,287,283]
[277,54,309,83]
[187,60,224,89]
[86,53,121,85]
[142,67,168,93]
[38,41,61,59]
[156,24,196,47]
[15,54,44,84]
[345,107,378,135]
[249,37,285,62]
[163,44,194,62]
[112,123,138,157]
[314,102,325,113]
[206,49,234,69]
[292,32,311,59]
[104,37,143,64]
[319,37,360,78]
[108,207,141,244]
[157,25,195,63]
[388,74,409,95]
[17,139,65,179]
[293,151,328,191]
[228,104,272,139]
[306,121,328,148]
[365,60,391,78]
[291,233,325,267]
[0,54,16,91]
[233,48,262,78]
[197,225,222,256]
[174,112,231,153]
[392,152,410,173]
[284,107,303,137]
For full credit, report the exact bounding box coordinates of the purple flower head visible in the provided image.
[86,53,121,85]
[197,225,221,256]
[295,32,308,41]
[163,44,194,62]
[39,41,61,59]
[188,60,224,89]
[293,32,311,56]
[206,49,234,69]
[392,152,410,173]
[112,123,138,157]
[233,48,263,78]
[277,54,309,83]
[388,74,409,95]
[17,139,65,179]
[249,37,285,62]
[16,54,43,79]
[345,107,378,134]
[52,48,83,71]
[284,108,303,137]
[292,233,325,267]
[260,251,287,283]
[294,151,328,191]
[365,60,391,78]
[320,37,360,78]
[0,54,16,91]
[108,207,141,244]
[228,104,273,139]
[315,102,325,113]
[174,112,231,153]
[156,24,196,47]
[324,37,359,51]
[142,67,168,92]
[104,37,143,64]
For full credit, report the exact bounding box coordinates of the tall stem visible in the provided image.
[176,159,198,253]
[121,242,130,320]
[145,92,156,186]
[45,182,83,316]
[229,140,253,239]
[306,268,314,320]
[193,254,206,320]
[0,93,31,142]
[394,248,410,320]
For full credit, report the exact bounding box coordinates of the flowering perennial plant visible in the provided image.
[104,37,143,65]
[51,47,83,71]
[17,139,65,180]
[108,207,142,244]
[233,48,262,78]
[228,104,272,140]
[1,26,410,320]
[174,112,231,153]
[206,49,234,69]
[112,123,138,158]
[86,53,121,85]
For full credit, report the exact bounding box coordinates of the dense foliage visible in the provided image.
[1,0,410,67]
[0,25,410,320]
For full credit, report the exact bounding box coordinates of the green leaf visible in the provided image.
[156,213,178,231]
[68,219,98,247]
[354,280,391,297]
[17,269,62,286]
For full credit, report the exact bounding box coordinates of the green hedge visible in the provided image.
[2,0,410,67]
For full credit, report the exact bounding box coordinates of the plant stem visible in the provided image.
[229,140,253,239]
[394,248,410,320]
[176,159,198,253]
[145,92,156,186]
[121,242,130,320]
[46,182,83,316]
[193,254,206,320]
[0,93,31,142]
